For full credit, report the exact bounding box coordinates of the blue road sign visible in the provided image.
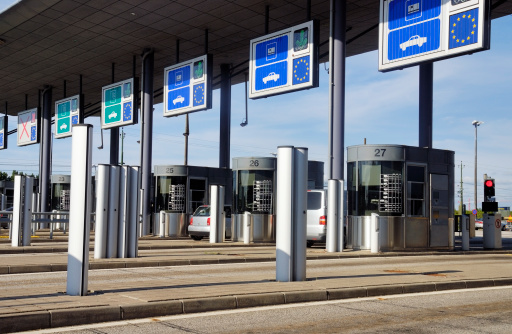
[292,56,310,85]
[388,18,440,60]
[255,61,287,91]
[167,86,190,111]
[72,115,78,125]
[389,0,441,30]
[0,134,3,148]
[31,126,36,141]
[255,35,288,67]
[449,8,479,49]
[167,66,191,91]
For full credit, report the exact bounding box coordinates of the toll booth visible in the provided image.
[153,165,232,237]
[346,144,455,251]
[51,175,71,211]
[232,157,324,242]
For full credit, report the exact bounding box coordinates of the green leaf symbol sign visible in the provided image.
[295,29,308,51]
[195,61,203,78]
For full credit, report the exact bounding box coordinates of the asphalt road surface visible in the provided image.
[25,286,512,334]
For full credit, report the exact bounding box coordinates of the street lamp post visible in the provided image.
[472,120,483,210]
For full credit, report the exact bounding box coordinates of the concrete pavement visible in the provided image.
[1,231,512,333]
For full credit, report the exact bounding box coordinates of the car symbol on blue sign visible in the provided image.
[255,61,287,91]
[167,87,190,111]
[388,18,440,60]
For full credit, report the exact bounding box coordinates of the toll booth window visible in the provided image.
[236,170,274,214]
[357,161,403,216]
[155,176,186,212]
[407,165,425,216]
[347,162,357,215]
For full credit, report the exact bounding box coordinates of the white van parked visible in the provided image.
[307,189,327,247]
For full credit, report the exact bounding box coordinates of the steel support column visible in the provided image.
[141,49,154,236]
[419,62,433,148]
[41,86,52,213]
[219,64,231,169]
[329,0,346,180]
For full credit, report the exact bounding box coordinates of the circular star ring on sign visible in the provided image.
[294,58,309,82]
[194,85,205,104]
[451,13,476,44]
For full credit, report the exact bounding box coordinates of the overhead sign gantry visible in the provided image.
[379,0,491,71]
[101,78,138,129]
[249,20,319,99]
[17,108,39,147]
[163,54,213,117]
[54,95,83,139]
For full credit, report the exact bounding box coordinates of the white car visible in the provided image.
[400,35,427,51]
[60,123,67,130]
[108,111,117,119]
[173,95,185,105]
[263,72,280,84]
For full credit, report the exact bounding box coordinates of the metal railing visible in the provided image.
[0,211,97,240]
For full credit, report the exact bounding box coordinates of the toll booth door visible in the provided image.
[188,178,207,214]
[430,174,449,247]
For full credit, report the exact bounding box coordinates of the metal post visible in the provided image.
[94,165,110,259]
[107,165,120,258]
[22,177,33,246]
[293,147,307,281]
[219,64,231,169]
[127,166,139,258]
[329,0,346,180]
[327,179,344,252]
[210,185,225,243]
[419,62,433,148]
[472,120,482,210]
[41,86,52,214]
[118,166,129,258]
[66,124,93,296]
[276,146,308,282]
[110,63,119,165]
[141,49,154,236]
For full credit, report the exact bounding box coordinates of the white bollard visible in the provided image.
[209,185,225,243]
[94,165,110,259]
[370,213,379,253]
[66,124,93,296]
[11,175,23,247]
[326,179,344,252]
[159,210,166,238]
[276,146,308,282]
[243,212,252,244]
[106,166,120,258]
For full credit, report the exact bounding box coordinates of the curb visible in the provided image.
[2,278,512,333]
[2,250,512,275]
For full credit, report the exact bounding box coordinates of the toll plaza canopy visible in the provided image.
[0,0,511,116]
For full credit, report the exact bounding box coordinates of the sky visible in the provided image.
[1,1,511,209]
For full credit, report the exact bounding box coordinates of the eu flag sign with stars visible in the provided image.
[193,83,205,107]
[292,56,310,85]
[449,8,479,49]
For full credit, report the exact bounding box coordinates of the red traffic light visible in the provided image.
[485,180,494,188]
